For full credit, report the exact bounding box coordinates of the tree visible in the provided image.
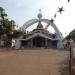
[0,7,7,20]
[0,7,23,39]
[0,7,8,37]
[8,30,23,39]
[0,7,23,47]
[66,29,75,41]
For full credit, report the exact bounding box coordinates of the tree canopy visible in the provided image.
[0,7,22,39]
[0,7,7,19]
[66,29,75,41]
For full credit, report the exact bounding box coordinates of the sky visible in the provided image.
[0,0,75,37]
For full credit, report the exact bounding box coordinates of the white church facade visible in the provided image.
[15,11,64,49]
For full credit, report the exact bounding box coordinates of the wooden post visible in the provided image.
[69,44,72,75]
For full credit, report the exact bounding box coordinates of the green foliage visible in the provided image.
[0,7,7,19]
[0,7,22,39]
[66,29,75,41]
[8,30,23,39]
[0,7,4,12]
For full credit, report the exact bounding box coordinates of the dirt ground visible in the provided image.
[0,49,69,75]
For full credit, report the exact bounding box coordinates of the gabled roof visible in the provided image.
[21,33,58,41]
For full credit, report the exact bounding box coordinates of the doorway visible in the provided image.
[33,36,45,47]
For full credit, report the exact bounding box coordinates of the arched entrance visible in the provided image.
[15,11,64,49]
[21,12,63,41]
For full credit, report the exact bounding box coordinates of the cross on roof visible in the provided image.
[39,9,41,13]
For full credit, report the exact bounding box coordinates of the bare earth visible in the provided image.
[0,49,69,75]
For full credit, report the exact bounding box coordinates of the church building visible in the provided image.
[15,11,64,49]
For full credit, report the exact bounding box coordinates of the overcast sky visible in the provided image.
[0,0,75,37]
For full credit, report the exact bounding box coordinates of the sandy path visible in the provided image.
[0,49,69,75]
